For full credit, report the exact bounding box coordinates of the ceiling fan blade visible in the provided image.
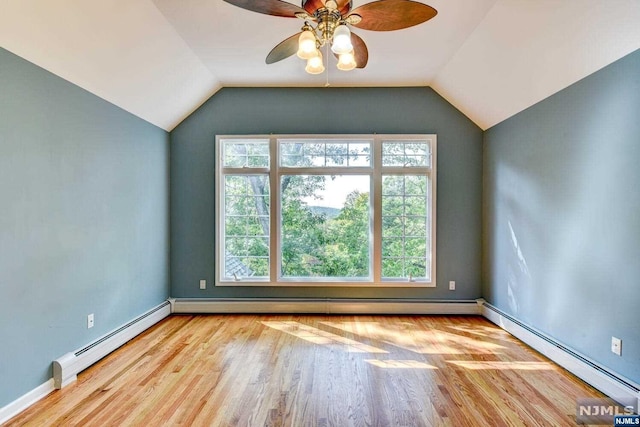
[266,33,302,64]
[335,0,353,14]
[302,0,324,14]
[349,0,437,31]
[351,32,369,68]
[223,0,306,18]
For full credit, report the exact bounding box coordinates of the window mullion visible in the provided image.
[270,137,279,282]
[429,142,437,283]
[402,178,407,278]
[216,141,224,284]
[278,167,372,175]
[222,167,270,174]
[372,136,383,283]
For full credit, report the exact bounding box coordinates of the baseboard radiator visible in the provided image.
[53,301,171,389]
[478,299,640,407]
[169,298,482,315]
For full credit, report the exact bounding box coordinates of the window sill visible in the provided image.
[215,281,436,288]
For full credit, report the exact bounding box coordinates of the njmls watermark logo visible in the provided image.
[614,414,640,426]
[576,398,638,425]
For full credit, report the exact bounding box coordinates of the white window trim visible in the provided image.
[215,134,437,288]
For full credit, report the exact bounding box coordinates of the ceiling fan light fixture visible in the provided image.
[305,50,325,74]
[331,24,353,55]
[297,30,317,59]
[224,0,438,75]
[325,0,338,10]
[337,50,357,71]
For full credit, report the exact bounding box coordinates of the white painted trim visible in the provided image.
[478,299,640,408]
[215,134,438,288]
[169,298,481,315]
[53,301,171,389]
[0,379,55,425]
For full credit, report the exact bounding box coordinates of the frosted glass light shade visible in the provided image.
[305,50,325,74]
[297,30,317,59]
[337,50,356,71]
[331,25,353,55]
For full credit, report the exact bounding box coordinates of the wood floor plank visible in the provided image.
[3,315,608,426]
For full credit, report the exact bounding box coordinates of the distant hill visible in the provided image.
[308,206,341,219]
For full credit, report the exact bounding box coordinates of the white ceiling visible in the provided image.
[1,0,639,131]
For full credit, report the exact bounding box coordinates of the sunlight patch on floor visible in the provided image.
[365,359,438,369]
[321,321,506,355]
[262,321,388,353]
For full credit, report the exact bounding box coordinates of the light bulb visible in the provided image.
[331,25,353,55]
[305,50,325,74]
[297,30,317,59]
[337,50,357,71]
[325,0,338,10]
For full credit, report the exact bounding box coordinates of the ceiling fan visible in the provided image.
[222,0,437,74]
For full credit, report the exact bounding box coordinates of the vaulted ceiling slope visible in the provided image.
[1,1,639,131]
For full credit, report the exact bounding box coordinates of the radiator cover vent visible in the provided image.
[53,301,171,389]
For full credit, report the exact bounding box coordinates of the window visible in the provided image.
[216,135,436,287]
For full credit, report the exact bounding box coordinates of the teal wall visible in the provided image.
[0,48,170,407]
[483,49,640,384]
[170,87,483,299]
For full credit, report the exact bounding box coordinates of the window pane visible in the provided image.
[244,257,269,277]
[382,258,403,278]
[281,154,303,167]
[405,196,427,216]
[280,139,372,167]
[406,259,427,278]
[405,238,426,258]
[225,175,252,195]
[223,175,270,279]
[223,140,269,168]
[382,238,403,257]
[405,216,426,236]
[326,143,348,156]
[225,238,247,256]
[382,140,431,167]
[225,216,246,236]
[225,257,253,278]
[382,216,403,237]
[404,175,427,195]
[280,175,370,278]
[404,142,429,155]
[349,143,370,166]
[326,155,347,167]
[405,155,429,167]
[382,196,404,213]
[382,175,430,279]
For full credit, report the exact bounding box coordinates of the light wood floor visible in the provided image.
[5,315,605,426]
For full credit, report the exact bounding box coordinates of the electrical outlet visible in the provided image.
[449,281,455,291]
[199,279,206,290]
[87,313,94,329]
[611,337,622,356]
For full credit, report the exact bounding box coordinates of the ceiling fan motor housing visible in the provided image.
[315,7,343,45]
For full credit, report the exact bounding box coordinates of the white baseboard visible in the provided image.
[0,379,55,425]
[53,300,171,389]
[478,299,640,408]
[169,298,482,315]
